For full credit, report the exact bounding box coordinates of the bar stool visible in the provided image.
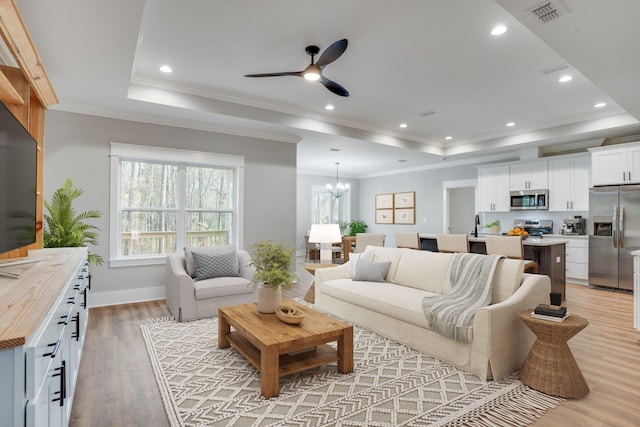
[395,232,420,249]
[485,235,539,273]
[435,233,470,253]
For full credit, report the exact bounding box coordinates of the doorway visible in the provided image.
[443,179,477,234]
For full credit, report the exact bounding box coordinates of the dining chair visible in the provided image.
[485,235,539,274]
[353,233,385,253]
[395,232,420,249]
[304,233,319,262]
[435,233,470,253]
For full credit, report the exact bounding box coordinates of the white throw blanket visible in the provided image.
[422,253,504,343]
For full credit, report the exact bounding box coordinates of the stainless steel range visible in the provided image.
[513,219,553,236]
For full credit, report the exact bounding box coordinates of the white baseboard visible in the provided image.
[89,286,166,308]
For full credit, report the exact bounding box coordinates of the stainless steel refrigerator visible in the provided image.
[589,185,640,291]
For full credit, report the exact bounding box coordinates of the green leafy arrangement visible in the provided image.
[483,220,500,228]
[348,220,368,236]
[249,240,297,289]
[43,179,104,265]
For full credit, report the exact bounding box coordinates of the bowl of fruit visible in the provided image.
[505,227,529,239]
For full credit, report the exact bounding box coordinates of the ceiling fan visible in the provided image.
[244,39,349,97]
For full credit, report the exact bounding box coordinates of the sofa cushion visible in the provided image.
[191,250,239,281]
[352,258,392,282]
[193,277,253,300]
[321,279,436,329]
[392,250,453,294]
[346,251,374,278]
[491,259,525,303]
[365,246,404,281]
[184,244,236,277]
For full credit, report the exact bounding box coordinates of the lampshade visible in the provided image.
[308,224,342,243]
[309,224,342,265]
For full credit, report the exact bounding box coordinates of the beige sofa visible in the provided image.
[315,246,550,380]
[165,248,255,322]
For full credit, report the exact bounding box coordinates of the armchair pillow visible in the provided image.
[184,244,236,277]
[191,250,240,281]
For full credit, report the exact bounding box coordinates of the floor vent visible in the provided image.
[528,1,567,23]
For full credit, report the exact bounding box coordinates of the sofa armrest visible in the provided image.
[471,274,551,380]
[315,263,349,306]
[165,253,198,321]
[237,250,255,281]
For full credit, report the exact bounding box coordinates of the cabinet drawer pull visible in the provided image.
[44,339,61,358]
[58,313,72,326]
[51,361,66,406]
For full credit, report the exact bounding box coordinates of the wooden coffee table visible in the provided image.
[218,299,354,398]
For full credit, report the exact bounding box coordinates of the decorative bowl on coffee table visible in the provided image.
[276,305,305,325]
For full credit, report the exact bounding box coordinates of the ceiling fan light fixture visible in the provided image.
[303,65,322,81]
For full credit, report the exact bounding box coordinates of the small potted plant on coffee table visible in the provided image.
[250,240,297,313]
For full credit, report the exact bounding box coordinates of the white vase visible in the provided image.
[257,283,282,313]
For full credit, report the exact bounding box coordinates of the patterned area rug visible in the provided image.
[139,311,563,426]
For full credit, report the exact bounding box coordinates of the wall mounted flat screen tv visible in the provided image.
[0,101,37,254]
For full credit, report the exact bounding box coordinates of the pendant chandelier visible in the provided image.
[326,162,350,198]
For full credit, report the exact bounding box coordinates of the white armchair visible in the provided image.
[165,246,255,321]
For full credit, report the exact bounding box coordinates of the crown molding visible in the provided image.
[50,100,302,144]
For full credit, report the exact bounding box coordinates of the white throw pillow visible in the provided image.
[346,250,374,279]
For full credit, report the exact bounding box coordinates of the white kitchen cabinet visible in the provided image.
[510,160,548,191]
[477,165,510,212]
[549,156,590,211]
[565,237,588,283]
[590,143,640,186]
[0,248,89,427]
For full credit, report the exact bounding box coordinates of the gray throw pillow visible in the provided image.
[352,258,392,282]
[191,250,239,281]
[184,244,236,277]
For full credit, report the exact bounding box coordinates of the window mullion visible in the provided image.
[176,164,187,250]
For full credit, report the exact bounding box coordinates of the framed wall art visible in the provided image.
[375,193,393,209]
[394,208,415,224]
[394,191,415,208]
[375,209,394,224]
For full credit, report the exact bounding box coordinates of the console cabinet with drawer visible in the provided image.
[0,248,89,427]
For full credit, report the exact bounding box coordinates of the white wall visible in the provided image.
[44,111,297,306]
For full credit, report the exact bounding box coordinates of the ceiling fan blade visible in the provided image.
[319,77,349,97]
[315,39,348,68]
[244,71,302,78]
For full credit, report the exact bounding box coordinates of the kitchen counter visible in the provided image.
[419,233,570,246]
[419,233,566,300]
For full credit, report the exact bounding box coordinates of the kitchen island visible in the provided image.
[420,234,567,300]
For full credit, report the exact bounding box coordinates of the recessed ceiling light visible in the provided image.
[159,65,172,73]
[398,159,408,163]
[399,123,407,128]
[325,104,334,111]
[594,102,607,108]
[558,74,573,83]
[445,136,452,140]
[491,25,507,36]
[329,148,341,152]
[506,122,515,127]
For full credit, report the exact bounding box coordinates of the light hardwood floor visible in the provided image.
[69,271,640,427]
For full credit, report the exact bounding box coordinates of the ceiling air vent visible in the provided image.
[528,1,567,23]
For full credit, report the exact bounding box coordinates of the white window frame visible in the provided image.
[109,142,245,267]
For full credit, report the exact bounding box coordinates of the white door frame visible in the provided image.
[442,179,477,233]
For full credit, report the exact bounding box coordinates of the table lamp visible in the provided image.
[308,224,342,264]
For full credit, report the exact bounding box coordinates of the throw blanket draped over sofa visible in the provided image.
[315,246,550,380]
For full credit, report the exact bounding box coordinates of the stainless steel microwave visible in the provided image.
[510,189,549,210]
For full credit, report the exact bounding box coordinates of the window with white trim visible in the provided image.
[109,143,244,267]
[311,185,350,225]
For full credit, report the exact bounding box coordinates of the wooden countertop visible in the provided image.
[419,233,569,247]
[0,248,87,350]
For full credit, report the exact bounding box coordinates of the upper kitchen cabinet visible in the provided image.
[477,165,510,212]
[510,160,548,191]
[549,156,590,211]
[590,143,640,186]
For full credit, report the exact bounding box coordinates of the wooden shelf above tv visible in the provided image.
[0,0,56,259]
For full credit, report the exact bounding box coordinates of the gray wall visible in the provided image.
[44,111,297,304]
[359,166,478,246]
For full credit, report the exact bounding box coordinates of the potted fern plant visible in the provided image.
[250,240,297,313]
[43,179,104,266]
